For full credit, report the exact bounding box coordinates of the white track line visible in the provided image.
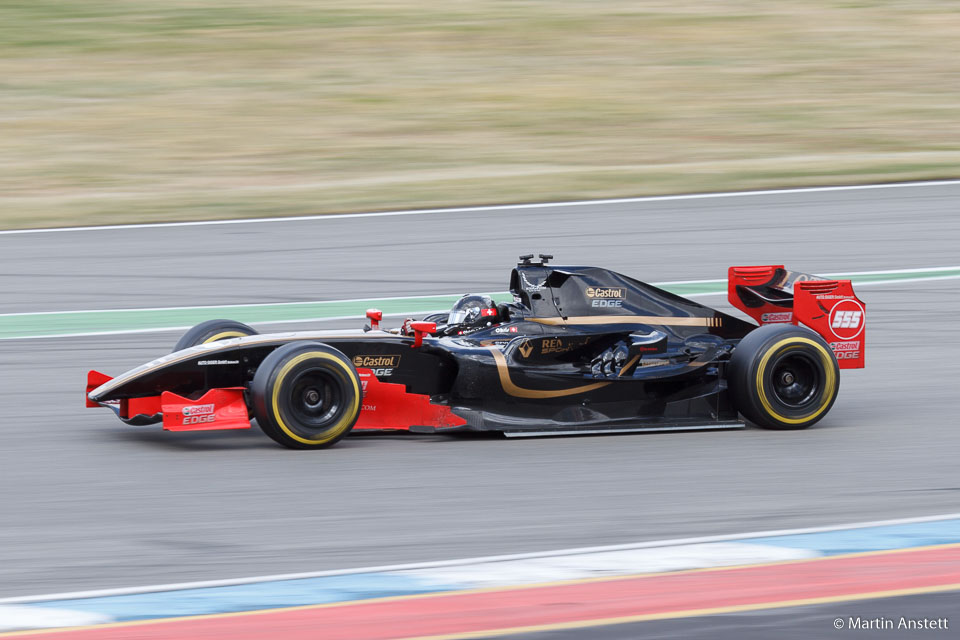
[687,273,960,297]
[2,512,958,604]
[846,274,960,286]
[4,267,959,318]
[3,273,959,340]
[822,265,960,277]
[0,310,451,341]
[0,294,478,318]
[1,179,958,236]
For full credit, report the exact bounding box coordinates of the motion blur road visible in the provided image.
[1,182,959,597]
[499,592,958,640]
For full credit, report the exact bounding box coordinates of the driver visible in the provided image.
[444,294,500,335]
[400,294,502,337]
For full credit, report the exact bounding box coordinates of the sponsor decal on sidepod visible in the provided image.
[353,355,401,378]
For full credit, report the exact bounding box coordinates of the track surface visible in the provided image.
[502,591,958,640]
[1,183,959,597]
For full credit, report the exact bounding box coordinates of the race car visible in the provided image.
[85,255,865,449]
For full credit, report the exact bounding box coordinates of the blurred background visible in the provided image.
[2,0,959,229]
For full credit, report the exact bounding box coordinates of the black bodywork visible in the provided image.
[88,257,759,435]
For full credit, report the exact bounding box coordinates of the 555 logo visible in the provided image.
[828,299,865,340]
[826,298,865,361]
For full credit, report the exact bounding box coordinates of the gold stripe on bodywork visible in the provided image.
[617,354,642,377]
[488,349,610,399]
[528,316,720,327]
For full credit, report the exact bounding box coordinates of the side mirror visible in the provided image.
[410,321,437,348]
[366,308,383,330]
[627,331,667,359]
[616,331,668,376]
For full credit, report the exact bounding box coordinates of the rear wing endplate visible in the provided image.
[728,265,865,369]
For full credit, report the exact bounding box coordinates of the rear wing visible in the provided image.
[728,265,865,369]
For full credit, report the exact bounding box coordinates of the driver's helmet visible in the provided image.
[447,294,499,332]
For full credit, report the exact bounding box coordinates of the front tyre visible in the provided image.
[728,324,839,430]
[251,342,361,450]
[173,319,258,352]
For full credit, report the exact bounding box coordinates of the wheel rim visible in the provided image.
[284,368,344,437]
[769,352,820,408]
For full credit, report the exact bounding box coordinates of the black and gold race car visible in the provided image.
[86,255,865,449]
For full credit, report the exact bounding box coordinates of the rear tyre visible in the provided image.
[173,319,258,352]
[728,324,839,430]
[251,342,361,450]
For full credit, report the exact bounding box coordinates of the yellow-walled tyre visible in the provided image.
[728,324,840,430]
[173,319,258,352]
[251,342,361,450]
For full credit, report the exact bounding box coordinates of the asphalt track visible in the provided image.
[1,181,959,602]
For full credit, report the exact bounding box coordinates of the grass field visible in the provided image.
[2,1,958,229]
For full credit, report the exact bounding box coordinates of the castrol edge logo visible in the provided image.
[353,354,401,377]
[353,355,401,368]
[761,312,792,323]
[182,403,216,425]
[586,286,626,308]
[585,286,625,299]
[182,404,214,417]
[828,299,865,340]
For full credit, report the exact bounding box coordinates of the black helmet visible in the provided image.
[447,294,499,333]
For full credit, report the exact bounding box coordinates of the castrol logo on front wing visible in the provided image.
[828,299,865,340]
[182,403,216,425]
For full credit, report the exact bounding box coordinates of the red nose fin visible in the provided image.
[86,370,113,407]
